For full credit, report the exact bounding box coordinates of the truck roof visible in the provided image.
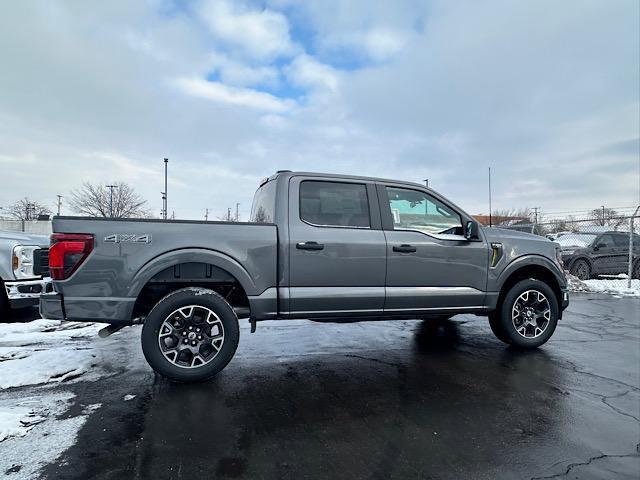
[270,171,428,190]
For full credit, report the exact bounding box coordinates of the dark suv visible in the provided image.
[558,231,640,280]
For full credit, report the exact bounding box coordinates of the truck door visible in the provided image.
[287,176,386,317]
[378,183,489,312]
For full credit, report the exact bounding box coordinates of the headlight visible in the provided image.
[12,245,39,279]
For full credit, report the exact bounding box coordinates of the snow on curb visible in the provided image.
[566,273,640,297]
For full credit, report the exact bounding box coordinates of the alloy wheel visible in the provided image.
[157,305,225,369]
[511,290,551,339]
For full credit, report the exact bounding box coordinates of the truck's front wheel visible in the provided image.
[495,279,559,349]
[141,287,240,382]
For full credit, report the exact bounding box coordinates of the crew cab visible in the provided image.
[1,230,52,319]
[40,171,569,382]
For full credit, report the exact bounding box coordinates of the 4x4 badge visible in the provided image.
[104,234,152,244]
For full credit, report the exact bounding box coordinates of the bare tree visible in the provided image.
[590,207,619,227]
[5,197,52,220]
[490,207,532,225]
[69,182,150,218]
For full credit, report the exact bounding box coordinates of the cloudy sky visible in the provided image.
[0,0,638,220]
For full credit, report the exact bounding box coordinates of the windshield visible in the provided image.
[556,234,597,248]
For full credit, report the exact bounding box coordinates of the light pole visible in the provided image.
[488,167,492,227]
[236,203,240,222]
[423,179,429,188]
[106,185,118,218]
[56,195,63,216]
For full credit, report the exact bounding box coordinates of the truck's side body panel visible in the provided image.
[50,217,278,322]
[286,176,387,317]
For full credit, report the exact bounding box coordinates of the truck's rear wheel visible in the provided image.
[141,287,239,382]
[496,279,559,349]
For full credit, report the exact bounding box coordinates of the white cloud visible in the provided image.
[0,0,637,220]
[198,0,296,61]
[208,51,280,87]
[324,28,409,62]
[285,54,339,91]
[174,77,293,112]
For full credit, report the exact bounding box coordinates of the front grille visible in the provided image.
[33,248,50,277]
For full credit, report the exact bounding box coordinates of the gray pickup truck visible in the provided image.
[41,171,569,382]
[1,230,52,319]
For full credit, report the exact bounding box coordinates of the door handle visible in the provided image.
[393,244,417,253]
[296,241,325,251]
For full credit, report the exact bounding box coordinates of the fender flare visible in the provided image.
[128,248,259,299]
[496,254,566,292]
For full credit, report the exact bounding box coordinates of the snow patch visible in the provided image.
[0,392,90,480]
[0,406,44,442]
[583,279,640,296]
[123,394,136,401]
[0,320,104,389]
[566,274,640,296]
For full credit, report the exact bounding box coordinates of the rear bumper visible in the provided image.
[5,277,53,309]
[39,292,65,320]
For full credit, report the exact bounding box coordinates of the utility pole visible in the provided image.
[488,167,492,227]
[601,205,606,226]
[423,179,429,189]
[164,158,168,220]
[161,158,169,220]
[532,207,539,225]
[236,203,240,222]
[106,185,118,217]
[56,195,63,216]
[205,208,209,221]
[227,207,231,221]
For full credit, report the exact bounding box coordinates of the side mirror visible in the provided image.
[465,221,480,240]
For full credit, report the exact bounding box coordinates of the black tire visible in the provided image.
[570,259,591,280]
[141,287,240,383]
[497,278,559,349]
[488,313,511,344]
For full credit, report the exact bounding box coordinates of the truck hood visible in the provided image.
[483,227,550,243]
[0,230,50,248]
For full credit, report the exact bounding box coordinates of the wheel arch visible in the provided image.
[495,258,564,318]
[129,249,254,320]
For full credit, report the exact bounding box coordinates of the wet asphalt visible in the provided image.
[13,294,640,479]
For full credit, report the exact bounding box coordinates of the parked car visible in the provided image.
[1,230,52,320]
[557,231,640,280]
[41,171,569,382]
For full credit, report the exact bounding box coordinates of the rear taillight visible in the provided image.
[49,233,94,280]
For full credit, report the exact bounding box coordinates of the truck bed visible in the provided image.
[48,216,278,323]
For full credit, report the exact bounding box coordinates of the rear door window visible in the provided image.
[299,181,370,228]
[612,234,630,248]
